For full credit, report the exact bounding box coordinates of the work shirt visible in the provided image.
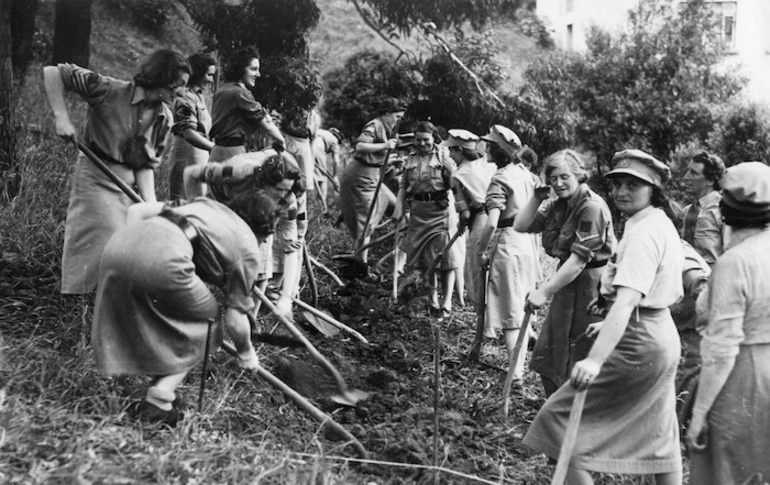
[452,156,495,212]
[485,163,539,221]
[400,146,456,195]
[209,82,267,143]
[525,184,615,265]
[58,63,172,169]
[354,118,390,167]
[701,227,770,364]
[680,190,723,265]
[171,85,212,138]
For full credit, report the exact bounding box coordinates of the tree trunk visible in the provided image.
[10,0,39,80]
[52,0,92,67]
[0,0,20,202]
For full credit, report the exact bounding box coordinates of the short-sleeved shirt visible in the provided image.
[680,190,724,265]
[601,206,683,309]
[485,163,539,220]
[171,86,212,138]
[525,184,616,265]
[452,156,496,212]
[209,82,267,142]
[354,118,390,167]
[400,146,456,195]
[58,63,172,169]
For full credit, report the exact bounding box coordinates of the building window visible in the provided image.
[566,0,574,13]
[567,24,573,50]
[710,1,737,50]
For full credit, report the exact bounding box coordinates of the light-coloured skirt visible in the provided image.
[465,212,489,313]
[524,308,682,474]
[61,156,135,294]
[689,343,770,485]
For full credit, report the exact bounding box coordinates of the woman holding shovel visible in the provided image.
[445,129,496,325]
[524,149,683,485]
[476,125,541,376]
[43,49,191,295]
[92,190,280,426]
[514,149,615,397]
[393,121,461,318]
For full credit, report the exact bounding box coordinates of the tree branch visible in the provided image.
[351,0,416,64]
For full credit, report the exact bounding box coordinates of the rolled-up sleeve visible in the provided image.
[569,201,611,263]
[58,63,109,103]
[484,177,509,212]
[236,89,266,127]
[224,252,260,312]
[700,254,745,365]
[171,94,198,135]
[694,205,723,265]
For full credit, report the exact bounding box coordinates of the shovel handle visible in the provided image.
[252,285,350,397]
[77,141,144,203]
[219,341,368,458]
[551,389,587,484]
[467,264,488,362]
[424,228,464,278]
[502,307,533,417]
[308,256,345,287]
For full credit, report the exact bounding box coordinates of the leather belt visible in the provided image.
[159,210,199,246]
[585,259,608,269]
[214,136,245,147]
[497,217,514,228]
[412,190,448,202]
[355,158,383,168]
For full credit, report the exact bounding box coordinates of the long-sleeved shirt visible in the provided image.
[681,190,724,266]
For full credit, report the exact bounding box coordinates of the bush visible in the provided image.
[708,103,770,166]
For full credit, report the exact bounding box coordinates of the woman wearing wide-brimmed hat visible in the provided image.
[476,125,541,375]
[515,149,616,397]
[524,149,684,485]
[688,161,770,485]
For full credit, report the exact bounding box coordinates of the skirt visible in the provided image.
[338,161,395,241]
[61,156,134,294]
[530,267,604,388]
[465,213,489,313]
[167,135,210,200]
[92,218,222,376]
[689,344,770,485]
[402,200,461,271]
[523,308,682,474]
[486,227,539,330]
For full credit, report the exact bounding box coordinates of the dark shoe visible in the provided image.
[129,399,183,427]
[428,304,441,316]
[439,308,451,320]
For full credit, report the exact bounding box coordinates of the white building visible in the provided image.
[536,0,770,104]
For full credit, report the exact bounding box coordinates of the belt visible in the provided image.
[469,205,484,215]
[355,158,383,168]
[585,259,608,269]
[412,190,448,202]
[497,217,514,228]
[214,136,245,147]
[159,210,199,247]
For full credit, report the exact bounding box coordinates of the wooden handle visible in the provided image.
[552,389,587,485]
[77,141,144,203]
[502,308,532,417]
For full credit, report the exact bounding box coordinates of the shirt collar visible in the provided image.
[696,190,720,206]
[131,84,147,105]
[625,204,657,230]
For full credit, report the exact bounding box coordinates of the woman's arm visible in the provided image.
[392,187,407,221]
[224,306,259,369]
[260,117,286,146]
[43,66,77,142]
[514,188,550,232]
[356,139,396,154]
[126,201,164,225]
[183,164,207,198]
[571,286,642,389]
[182,128,214,152]
[527,253,588,308]
[134,167,157,202]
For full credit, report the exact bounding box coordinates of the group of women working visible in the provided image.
[44,44,769,484]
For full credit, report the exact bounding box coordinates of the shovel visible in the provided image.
[77,141,143,203]
[253,284,368,407]
[502,307,533,417]
[332,225,406,278]
[466,263,489,362]
[551,389,587,485]
[397,228,464,300]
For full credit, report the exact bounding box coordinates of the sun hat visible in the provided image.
[720,161,770,214]
[606,149,671,187]
[441,129,480,150]
[480,125,521,156]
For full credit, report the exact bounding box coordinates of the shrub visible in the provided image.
[708,102,770,166]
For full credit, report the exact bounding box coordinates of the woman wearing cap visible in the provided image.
[393,121,461,317]
[44,49,191,295]
[476,125,541,373]
[524,149,683,485]
[92,189,280,426]
[208,47,285,163]
[688,162,770,485]
[339,98,405,261]
[167,52,217,200]
[445,129,496,317]
[515,149,616,397]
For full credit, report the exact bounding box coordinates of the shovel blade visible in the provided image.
[300,309,340,337]
[331,255,370,279]
[330,388,370,407]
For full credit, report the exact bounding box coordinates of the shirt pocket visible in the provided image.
[428,158,444,187]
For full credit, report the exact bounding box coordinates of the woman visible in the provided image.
[339,97,405,262]
[688,161,770,485]
[208,47,284,163]
[393,121,461,317]
[515,149,616,397]
[446,129,496,317]
[44,49,191,295]
[92,190,280,426]
[524,149,683,485]
[476,125,540,373]
[167,52,216,199]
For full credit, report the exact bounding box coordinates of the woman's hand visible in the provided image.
[55,117,77,143]
[526,287,548,309]
[274,296,294,323]
[570,357,602,390]
[586,321,604,338]
[687,412,708,452]
[392,207,403,222]
[535,185,552,201]
[586,297,608,317]
[478,251,490,268]
[385,138,398,151]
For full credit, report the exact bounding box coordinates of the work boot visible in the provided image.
[128,399,183,427]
